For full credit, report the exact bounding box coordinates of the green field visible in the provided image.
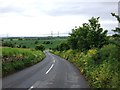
[2,37,67,49]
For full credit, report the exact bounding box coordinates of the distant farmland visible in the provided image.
[2,37,68,49]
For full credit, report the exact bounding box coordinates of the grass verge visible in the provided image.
[2,47,45,77]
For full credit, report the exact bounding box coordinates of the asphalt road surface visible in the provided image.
[2,51,89,89]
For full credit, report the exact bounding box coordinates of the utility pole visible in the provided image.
[7,33,8,38]
[51,31,53,37]
[58,31,59,37]
[50,31,53,39]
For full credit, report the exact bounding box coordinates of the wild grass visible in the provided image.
[2,47,45,77]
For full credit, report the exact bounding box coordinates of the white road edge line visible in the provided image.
[46,64,54,74]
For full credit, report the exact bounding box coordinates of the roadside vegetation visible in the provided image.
[2,36,67,77]
[50,13,120,88]
[2,47,45,77]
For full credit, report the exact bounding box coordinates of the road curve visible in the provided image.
[2,51,89,88]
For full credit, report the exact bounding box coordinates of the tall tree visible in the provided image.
[111,13,120,48]
[68,17,108,51]
[111,13,120,71]
[111,13,120,39]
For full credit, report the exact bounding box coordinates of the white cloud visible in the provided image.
[0,0,119,37]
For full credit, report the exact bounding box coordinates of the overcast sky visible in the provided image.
[0,0,119,37]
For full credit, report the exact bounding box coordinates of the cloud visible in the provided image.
[43,2,117,20]
[0,0,119,37]
[0,0,118,17]
[0,0,118,18]
[0,6,22,14]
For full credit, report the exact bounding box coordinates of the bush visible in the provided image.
[22,45,26,48]
[18,38,23,41]
[43,41,51,44]
[55,43,70,51]
[35,41,39,44]
[2,42,14,48]
[35,45,45,51]
[52,44,119,88]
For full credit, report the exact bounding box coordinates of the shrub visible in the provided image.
[43,41,51,44]
[2,42,14,48]
[52,44,119,88]
[22,45,26,48]
[55,43,70,51]
[35,41,39,44]
[35,45,45,51]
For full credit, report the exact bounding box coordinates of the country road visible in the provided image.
[2,51,89,88]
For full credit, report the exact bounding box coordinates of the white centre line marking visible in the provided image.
[53,60,55,63]
[28,81,40,90]
[28,86,34,90]
[46,64,54,74]
[52,57,56,63]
